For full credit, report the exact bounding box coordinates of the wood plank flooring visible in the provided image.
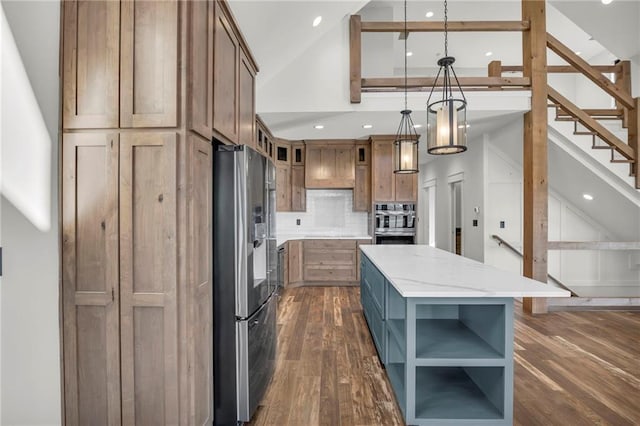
[247,287,640,426]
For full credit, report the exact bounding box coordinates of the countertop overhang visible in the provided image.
[360,245,571,298]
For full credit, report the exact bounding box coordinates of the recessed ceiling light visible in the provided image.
[485,51,493,57]
[583,193,594,200]
[406,51,413,57]
[575,51,582,56]
[362,124,373,129]
[313,16,322,27]
[314,124,324,129]
[601,0,613,4]
[426,11,434,18]
[413,124,423,129]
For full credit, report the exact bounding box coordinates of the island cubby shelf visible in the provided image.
[360,253,515,425]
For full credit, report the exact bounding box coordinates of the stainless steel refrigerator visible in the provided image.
[213,144,277,425]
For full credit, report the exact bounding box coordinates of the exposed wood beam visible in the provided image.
[548,241,640,250]
[361,76,530,88]
[555,108,623,118]
[360,20,530,32]
[350,15,362,104]
[522,0,548,315]
[547,86,635,159]
[362,87,530,93]
[547,33,635,109]
[501,65,618,73]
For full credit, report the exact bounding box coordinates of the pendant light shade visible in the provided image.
[426,1,468,155]
[394,110,419,174]
[393,0,419,174]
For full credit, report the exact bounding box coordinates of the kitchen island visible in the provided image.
[359,245,570,426]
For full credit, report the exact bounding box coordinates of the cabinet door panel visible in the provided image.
[62,0,120,129]
[354,165,370,211]
[188,135,214,426]
[276,165,291,211]
[291,165,306,212]
[395,173,417,202]
[121,0,178,128]
[288,240,304,284]
[372,141,394,201]
[239,50,256,148]
[120,132,179,425]
[62,133,121,425]
[335,148,355,185]
[189,0,214,138]
[213,5,239,143]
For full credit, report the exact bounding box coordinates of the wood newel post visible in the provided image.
[350,15,362,104]
[488,61,502,91]
[629,97,640,188]
[522,0,549,314]
[615,60,631,128]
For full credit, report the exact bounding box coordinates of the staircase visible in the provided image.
[545,34,639,190]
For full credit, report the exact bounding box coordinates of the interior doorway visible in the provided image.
[419,180,436,247]
[450,179,463,255]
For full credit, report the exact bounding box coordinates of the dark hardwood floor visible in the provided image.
[248,287,640,426]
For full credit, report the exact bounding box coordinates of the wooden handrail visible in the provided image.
[547,86,635,160]
[491,235,577,297]
[361,20,529,32]
[547,33,635,110]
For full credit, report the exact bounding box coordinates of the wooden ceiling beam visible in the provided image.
[501,65,618,73]
[361,20,530,32]
[361,76,530,88]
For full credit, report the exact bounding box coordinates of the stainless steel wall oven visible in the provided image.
[374,203,416,245]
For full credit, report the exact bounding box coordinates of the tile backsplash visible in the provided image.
[277,189,369,236]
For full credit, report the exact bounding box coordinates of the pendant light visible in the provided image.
[393,0,419,174]
[426,0,468,155]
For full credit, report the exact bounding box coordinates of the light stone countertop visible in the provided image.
[277,234,372,247]
[360,245,571,299]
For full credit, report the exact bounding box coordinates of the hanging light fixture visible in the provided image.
[394,0,419,174]
[426,0,468,155]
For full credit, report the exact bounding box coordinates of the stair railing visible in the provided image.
[491,234,577,297]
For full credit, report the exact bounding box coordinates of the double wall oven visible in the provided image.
[374,203,416,245]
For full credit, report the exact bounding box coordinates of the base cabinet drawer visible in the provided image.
[303,265,356,282]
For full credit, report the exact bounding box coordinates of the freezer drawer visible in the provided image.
[236,295,277,422]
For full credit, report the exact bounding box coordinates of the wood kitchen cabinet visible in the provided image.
[370,135,417,203]
[61,0,239,422]
[212,1,258,146]
[213,2,239,143]
[189,0,214,139]
[238,49,256,148]
[62,0,179,129]
[287,240,304,285]
[120,0,178,128]
[276,164,291,211]
[305,141,356,189]
[62,132,213,424]
[353,142,371,212]
[62,0,120,129]
[291,165,306,212]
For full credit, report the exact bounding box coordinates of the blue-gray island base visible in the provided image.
[359,246,570,425]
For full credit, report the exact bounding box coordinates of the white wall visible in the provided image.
[1,1,61,424]
[484,118,640,291]
[418,134,486,263]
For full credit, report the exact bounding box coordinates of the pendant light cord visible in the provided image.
[444,0,448,57]
[404,0,408,111]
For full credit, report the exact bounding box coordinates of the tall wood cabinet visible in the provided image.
[370,135,417,203]
[61,1,253,424]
